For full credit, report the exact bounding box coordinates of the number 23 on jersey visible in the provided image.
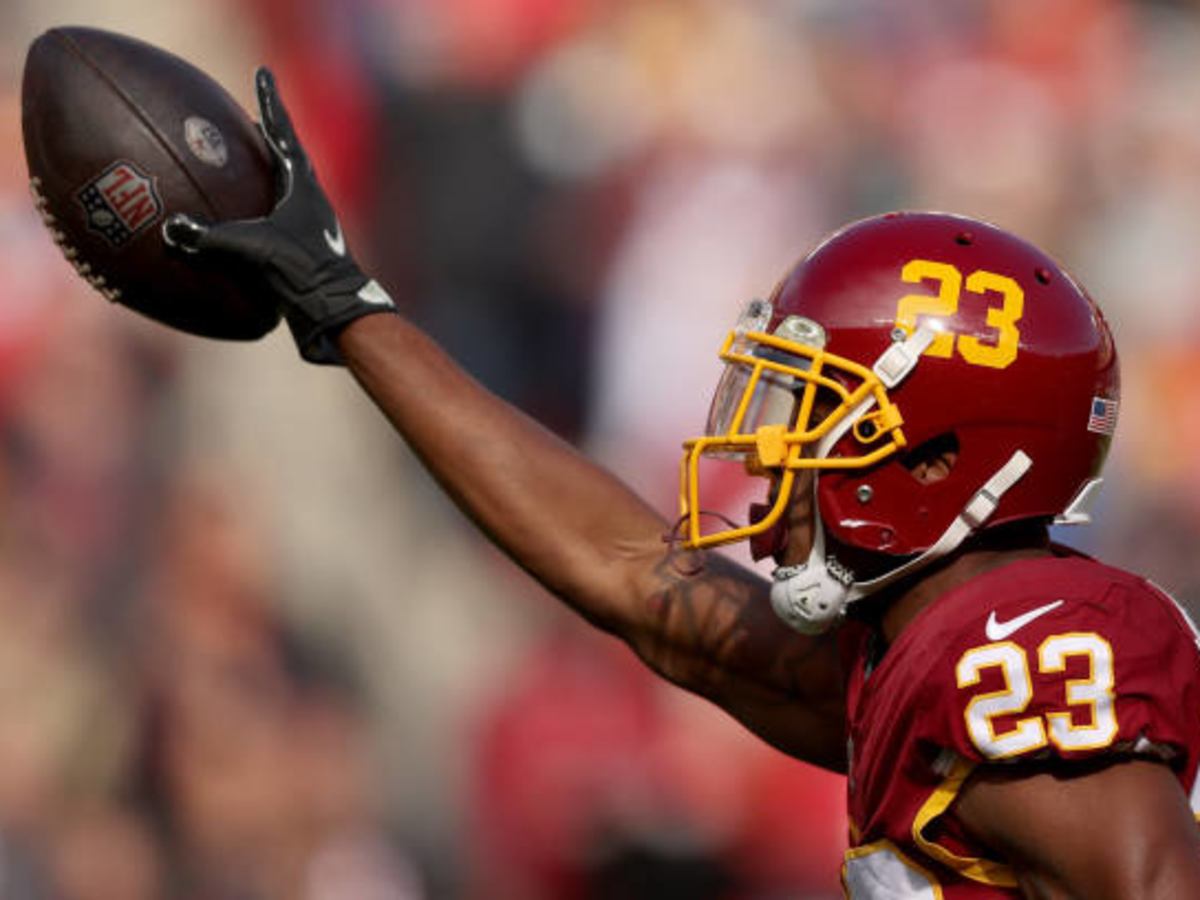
[956,633,1118,758]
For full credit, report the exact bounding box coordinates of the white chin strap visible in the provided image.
[769,449,1032,634]
[765,325,1034,635]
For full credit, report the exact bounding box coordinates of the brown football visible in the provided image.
[21,26,280,340]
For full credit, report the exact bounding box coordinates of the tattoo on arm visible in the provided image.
[638,549,840,702]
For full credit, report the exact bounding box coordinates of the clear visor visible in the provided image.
[705,346,811,450]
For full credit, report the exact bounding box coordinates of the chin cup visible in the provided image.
[769,561,851,635]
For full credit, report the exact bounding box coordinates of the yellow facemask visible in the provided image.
[677,299,913,550]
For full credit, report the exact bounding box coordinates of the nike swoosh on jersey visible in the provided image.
[985,599,1064,641]
[324,222,346,257]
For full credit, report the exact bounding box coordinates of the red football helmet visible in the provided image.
[679,212,1118,623]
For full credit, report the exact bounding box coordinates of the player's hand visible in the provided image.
[162,67,396,364]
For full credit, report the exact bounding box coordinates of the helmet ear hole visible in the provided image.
[903,433,960,485]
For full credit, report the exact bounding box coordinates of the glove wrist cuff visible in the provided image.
[287,294,399,365]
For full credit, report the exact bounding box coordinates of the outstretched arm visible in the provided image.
[164,69,849,772]
[338,312,849,771]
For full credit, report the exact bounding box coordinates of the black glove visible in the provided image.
[163,68,396,364]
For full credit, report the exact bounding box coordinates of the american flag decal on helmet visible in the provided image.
[1087,396,1118,436]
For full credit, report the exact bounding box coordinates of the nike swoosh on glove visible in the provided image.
[162,67,396,364]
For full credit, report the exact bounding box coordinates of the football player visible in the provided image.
[164,70,1200,898]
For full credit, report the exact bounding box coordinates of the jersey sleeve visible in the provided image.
[922,580,1200,767]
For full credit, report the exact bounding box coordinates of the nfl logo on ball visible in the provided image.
[76,161,163,248]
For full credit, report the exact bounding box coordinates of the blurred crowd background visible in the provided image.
[0,0,1197,897]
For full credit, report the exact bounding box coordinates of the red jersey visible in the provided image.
[840,553,1200,898]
